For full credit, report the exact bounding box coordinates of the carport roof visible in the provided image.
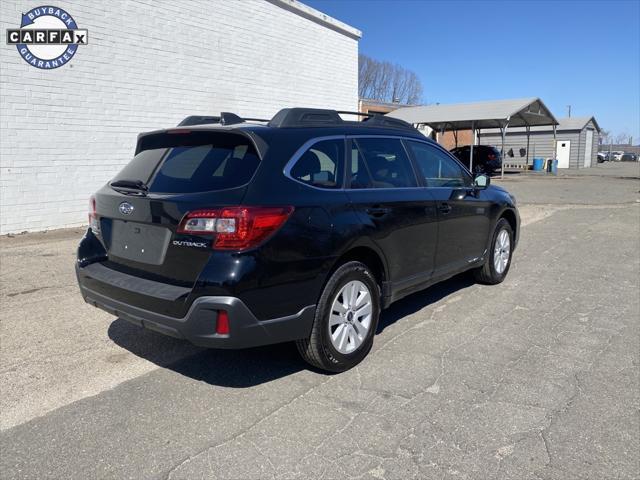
[386,97,559,131]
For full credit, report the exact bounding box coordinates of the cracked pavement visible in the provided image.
[1,163,639,479]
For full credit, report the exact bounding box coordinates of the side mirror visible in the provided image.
[474,173,490,189]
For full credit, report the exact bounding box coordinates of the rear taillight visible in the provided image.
[177,206,294,250]
[88,196,100,234]
[487,153,496,160]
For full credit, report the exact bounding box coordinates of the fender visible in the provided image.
[331,236,392,306]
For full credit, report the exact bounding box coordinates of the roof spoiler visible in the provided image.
[177,113,270,127]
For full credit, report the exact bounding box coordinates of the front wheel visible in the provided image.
[473,218,513,284]
[296,261,380,372]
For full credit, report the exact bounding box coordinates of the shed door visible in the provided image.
[556,141,571,168]
[584,130,594,168]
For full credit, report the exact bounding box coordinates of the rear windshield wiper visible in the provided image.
[110,179,149,195]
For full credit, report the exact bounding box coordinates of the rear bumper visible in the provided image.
[77,264,315,349]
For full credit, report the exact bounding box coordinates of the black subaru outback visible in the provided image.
[76,108,519,372]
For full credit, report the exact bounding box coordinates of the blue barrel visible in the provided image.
[532,157,544,171]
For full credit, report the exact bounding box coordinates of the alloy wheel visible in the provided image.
[493,229,511,274]
[328,280,373,354]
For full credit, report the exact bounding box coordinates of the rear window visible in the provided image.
[112,132,260,193]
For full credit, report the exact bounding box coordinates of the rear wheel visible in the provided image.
[296,261,380,372]
[473,218,513,284]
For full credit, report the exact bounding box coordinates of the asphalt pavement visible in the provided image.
[1,162,638,479]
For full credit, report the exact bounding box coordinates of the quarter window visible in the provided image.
[352,138,417,188]
[290,139,344,189]
[406,141,470,188]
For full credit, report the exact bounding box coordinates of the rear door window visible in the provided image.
[352,138,417,188]
[112,132,260,193]
[289,139,344,189]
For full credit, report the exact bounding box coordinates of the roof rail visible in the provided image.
[177,109,416,131]
[268,107,416,130]
[268,108,343,128]
[361,115,414,129]
[335,110,375,118]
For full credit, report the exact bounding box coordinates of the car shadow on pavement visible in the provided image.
[108,273,474,387]
[376,272,475,334]
[108,319,306,388]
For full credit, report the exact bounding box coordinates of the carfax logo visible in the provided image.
[6,6,88,69]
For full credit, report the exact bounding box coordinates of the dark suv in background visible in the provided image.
[450,145,502,175]
[76,108,519,372]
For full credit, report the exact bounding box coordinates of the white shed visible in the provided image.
[479,117,601,169]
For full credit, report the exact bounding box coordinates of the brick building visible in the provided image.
[0,1,360,233]
[436,130,473,150]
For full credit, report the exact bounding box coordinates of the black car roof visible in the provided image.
[173,108,429,141]
[136,108,436,159]
[233,123,429,139]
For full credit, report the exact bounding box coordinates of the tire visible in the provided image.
[473,218,514,285]
[296,261,380,372]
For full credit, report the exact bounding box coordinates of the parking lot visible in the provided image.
[1,162,638,479]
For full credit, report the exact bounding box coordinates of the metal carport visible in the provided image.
[386,98,559,178]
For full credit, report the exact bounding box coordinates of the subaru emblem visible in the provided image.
[119,202,134,215]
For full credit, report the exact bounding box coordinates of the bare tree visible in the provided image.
[358,54,423,104]
[614,132,632,145]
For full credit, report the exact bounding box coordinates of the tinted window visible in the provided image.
[349,142,373,189]
[113,133,260,193]
[353,138,417,188]
[112,148,163,184]
[290,139,344,189]
[407,141,470,188]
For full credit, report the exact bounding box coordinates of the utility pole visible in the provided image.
[609,139,612,162]
[566,105,571,118]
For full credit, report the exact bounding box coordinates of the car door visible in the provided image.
[345,137,438,288]
[404,140,492,277]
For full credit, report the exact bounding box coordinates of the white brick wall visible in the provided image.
[0,0,359,234]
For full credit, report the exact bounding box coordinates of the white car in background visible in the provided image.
[611,151,625,161]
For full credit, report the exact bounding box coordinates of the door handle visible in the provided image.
[438,203,452,215]
[366,206,391,218]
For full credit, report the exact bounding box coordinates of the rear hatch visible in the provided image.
[90,129,262,313]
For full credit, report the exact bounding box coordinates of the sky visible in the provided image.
[304,0,640,142]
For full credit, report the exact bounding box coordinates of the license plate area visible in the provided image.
[109,220,171,265]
